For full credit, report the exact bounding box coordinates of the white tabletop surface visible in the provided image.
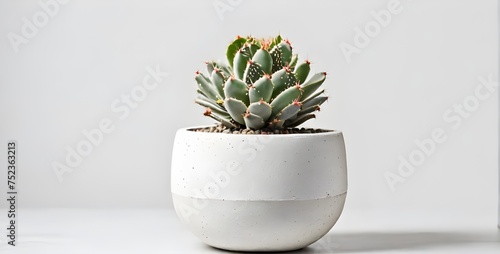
[0,207,498,254]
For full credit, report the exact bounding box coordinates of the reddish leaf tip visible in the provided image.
[204,107,212,116]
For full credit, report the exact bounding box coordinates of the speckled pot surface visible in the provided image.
[171,127,348,252]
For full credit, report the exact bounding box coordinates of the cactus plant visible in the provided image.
[195,35,329,130]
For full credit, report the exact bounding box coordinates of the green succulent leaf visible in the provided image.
[277,102,301,121]
[268,35,282,50]
[249,75,274,103]
[301,89,325,105]
[271,68,298,98]
[298,104,321,115]
[195,94,229,118]
[244,61,264,85]
[301,72,327,100]
[211,69,225,98]
[205,112,237,128]
[278,41,292,66]
[207,60,232,80]
[247,101,272,121]
[195,72,219,101]
[249,44,261,57]
[233,49,249,80]
[302,95,328,109]
[284,113,316,128]
[252,49,273,74]
[215,60,232,79]
[270,46,283,73]
[206,61,215,74]
[268,119,285,129]
[226,37,247,68]
[294,61,311,84]
[289,54,298,71]
[243,113,265,130]
[224,77,249,106]
[270,85,302,119]
[224,98,247,125]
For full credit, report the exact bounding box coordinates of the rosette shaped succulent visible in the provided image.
[195,35,328,130]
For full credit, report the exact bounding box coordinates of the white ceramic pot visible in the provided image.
[171,127,347,252]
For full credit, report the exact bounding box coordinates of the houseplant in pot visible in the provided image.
[171,35,347,252]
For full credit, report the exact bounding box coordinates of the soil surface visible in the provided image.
[189,124,332,134]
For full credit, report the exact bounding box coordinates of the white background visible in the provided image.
[0,0,498,252]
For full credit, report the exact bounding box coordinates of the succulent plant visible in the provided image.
[195,35,328,130]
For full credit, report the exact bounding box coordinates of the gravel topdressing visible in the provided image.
[189,124,332,135]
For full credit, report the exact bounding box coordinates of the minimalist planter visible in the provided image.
[171,127,348,252]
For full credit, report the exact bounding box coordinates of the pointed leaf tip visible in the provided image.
[292,99,302,106]
[284,39,292,47]
[204,107,212,116]
[295,83,301,89]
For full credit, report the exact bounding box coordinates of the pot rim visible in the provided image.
[178,125,342,137]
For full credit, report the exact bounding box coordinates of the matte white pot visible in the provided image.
[171,127,347,252]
